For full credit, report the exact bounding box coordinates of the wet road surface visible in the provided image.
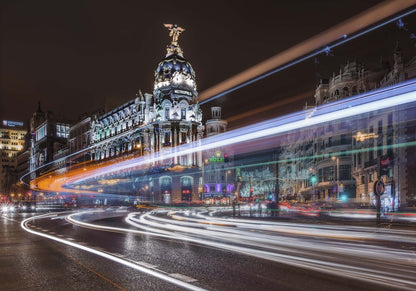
[2,208,415,290]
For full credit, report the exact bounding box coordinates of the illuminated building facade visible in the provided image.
[351,47,416,209]
[202,107,233,203]
[90,24,205,202]
[279,45,416,208]
[0,121,27,196]
[68,115,92,163]
[29,104,70,173]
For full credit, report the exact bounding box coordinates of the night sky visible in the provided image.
[1,0,415,127]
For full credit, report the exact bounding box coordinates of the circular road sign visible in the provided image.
[373,179,385,196]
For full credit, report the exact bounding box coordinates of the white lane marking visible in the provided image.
[21,213,206,291]
[170,273,198,283]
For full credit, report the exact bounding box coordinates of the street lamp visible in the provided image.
[309,168,318,201]
[331,156,340,199]
[136,143,143,156]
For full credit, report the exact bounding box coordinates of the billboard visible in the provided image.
[2,120,23,127]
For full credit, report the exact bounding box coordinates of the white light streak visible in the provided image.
[72,82,416,184]
[87,210,416,290]
[21,213,207,291]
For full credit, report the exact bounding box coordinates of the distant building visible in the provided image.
[29,103,70,174]
[278,44,416,209]
[0,120,27,196]
[202,107,233,203]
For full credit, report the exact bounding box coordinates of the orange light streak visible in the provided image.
[198,0,416,102]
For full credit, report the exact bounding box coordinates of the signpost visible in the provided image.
[373,178,385,226]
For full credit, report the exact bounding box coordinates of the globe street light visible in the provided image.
[309,168,318,201]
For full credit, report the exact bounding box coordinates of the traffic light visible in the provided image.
[310,175,318,184]
[379,155,390,176]
[224,154,229,162]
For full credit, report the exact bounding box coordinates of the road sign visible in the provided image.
[373,179,385,196]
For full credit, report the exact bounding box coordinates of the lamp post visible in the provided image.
[309,167,317,201]
[331,156,340,199]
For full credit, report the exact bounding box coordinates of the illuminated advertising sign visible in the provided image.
[209,156,224,163]
[173,89,192,96]
[2,120,23,127]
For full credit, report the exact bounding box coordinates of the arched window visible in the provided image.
[181,176,193,201]
[160,176,172,195]
[343,87,349,97]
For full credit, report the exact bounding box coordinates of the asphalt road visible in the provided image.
[2,208,415,290]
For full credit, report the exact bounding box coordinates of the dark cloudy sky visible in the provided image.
[1,0,415,127]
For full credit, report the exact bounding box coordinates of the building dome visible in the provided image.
[153,24,197,102]
[154,53,196,87]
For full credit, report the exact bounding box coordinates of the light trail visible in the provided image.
[21,2,416,192]
[70,79,416,185]
[66,209,416,290]
[21,212,207,291]
[25,79,416,194]
[198,0,416,103]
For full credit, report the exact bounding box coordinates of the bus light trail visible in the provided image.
[69,79,416,185]
[27,78,416,193]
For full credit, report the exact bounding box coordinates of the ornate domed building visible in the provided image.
[90,24,204,203]
[152,24,201,125]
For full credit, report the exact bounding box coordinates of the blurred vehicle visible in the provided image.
[1,203,15,212]
[19,202,36,212]
[136,203,157,210]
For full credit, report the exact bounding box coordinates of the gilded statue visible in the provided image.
[164,24,185,46]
